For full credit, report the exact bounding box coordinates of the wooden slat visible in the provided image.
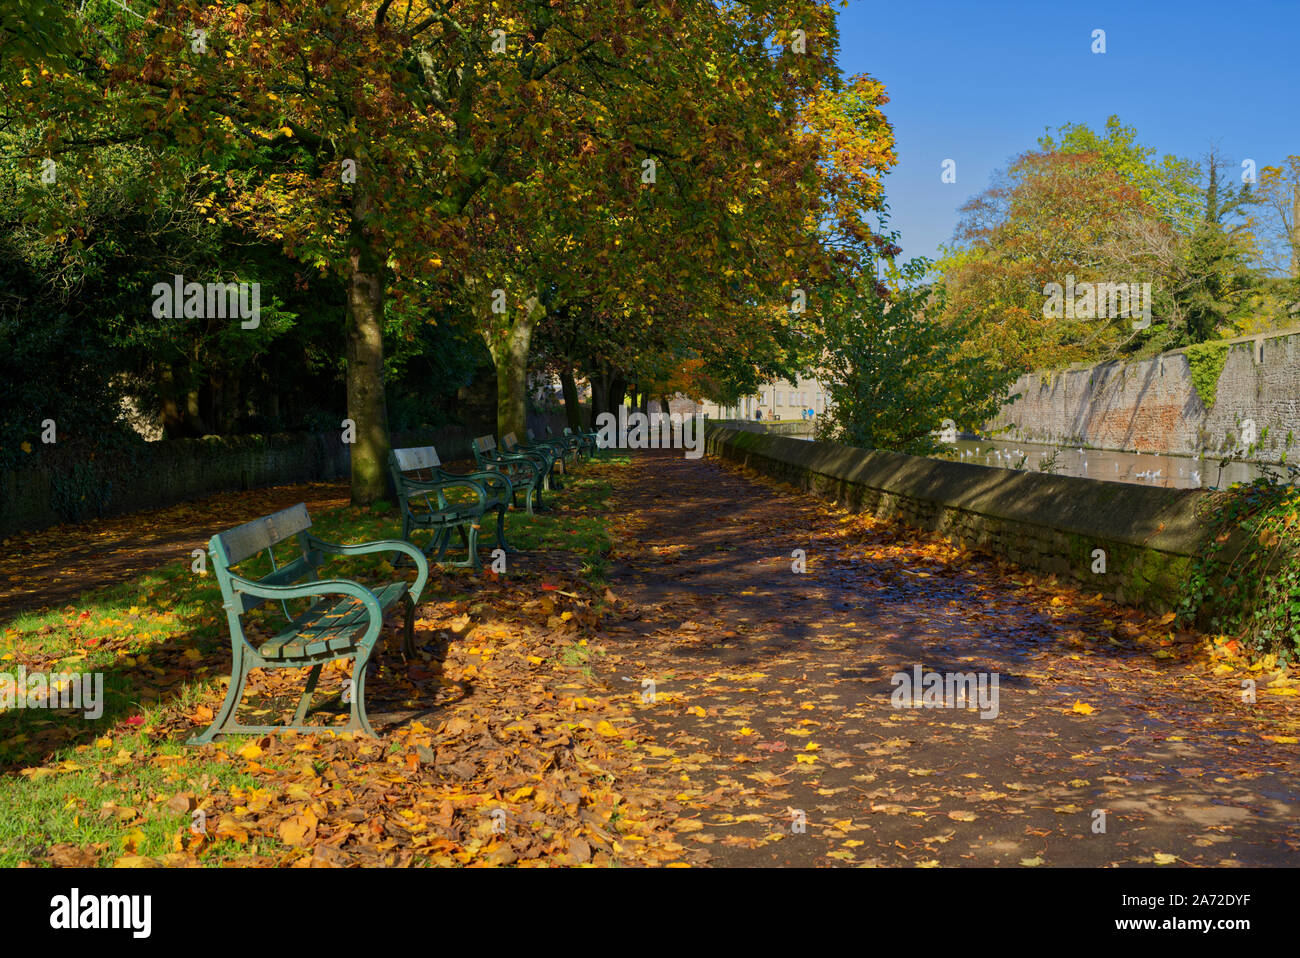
[473,435,497,453]
[393,445,441,472]
[217,503,312,565]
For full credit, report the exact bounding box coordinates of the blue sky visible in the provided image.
[836,0,1300,263]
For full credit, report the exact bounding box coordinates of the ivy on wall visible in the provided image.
[1181,471,1300,663]
[1183,341,1231,410]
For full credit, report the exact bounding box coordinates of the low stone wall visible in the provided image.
[2,426,476,536]
[706,425,1215,613]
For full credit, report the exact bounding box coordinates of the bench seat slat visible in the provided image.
[259,582,409,660]
[406,501,482,524]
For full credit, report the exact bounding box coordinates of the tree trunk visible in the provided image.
[488,320,533,441]
[188,385,210,436]
[159,365,186,438]
[588,368,608,428]
[1291,182,1299,279]
[609,375,627,416]
[345,236,391,506]
[560,368,583,431]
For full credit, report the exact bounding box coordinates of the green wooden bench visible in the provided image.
[502,431,563,489]
[472,435,546,514]
[564,425,599,459]
[188,503,428,744]
[528,427,579,465]
[388,445,513,569]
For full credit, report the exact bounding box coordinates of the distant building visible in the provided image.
[694,374,829,421]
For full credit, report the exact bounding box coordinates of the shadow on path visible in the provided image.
[596,451,1300,867]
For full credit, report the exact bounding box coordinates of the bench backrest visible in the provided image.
[472,435,497,456]
[210,503,319,618]
[392,445,442,473]
[501,432,519,451]
[389,446,450,520]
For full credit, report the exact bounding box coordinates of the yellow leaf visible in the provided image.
[794,754,816,764]
[278,809,318,846]
[947,810,977,821]
[121,828,146,853]
[594,720,619,737]
[1153,852,1178,865]
[687,705,706,717]
[237,744,263,760]
[1262,735,1299,744]
[1070,701,1095,715]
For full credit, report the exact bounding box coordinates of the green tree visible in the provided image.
[1174,149,1261,343]
[818,252,1017,456]
[1038,115,1200,231]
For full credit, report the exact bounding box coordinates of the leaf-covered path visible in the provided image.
[594,452,1300,866]
[5,453,1300,867]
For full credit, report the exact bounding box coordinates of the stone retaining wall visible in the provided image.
[989,329,1300,461]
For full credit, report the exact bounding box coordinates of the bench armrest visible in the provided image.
[223,574,387,652]
[304,536,430,606]
[483,452,541,482]
[398,477,488,509]
[443,468,513,500]
[505,447,553,469]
